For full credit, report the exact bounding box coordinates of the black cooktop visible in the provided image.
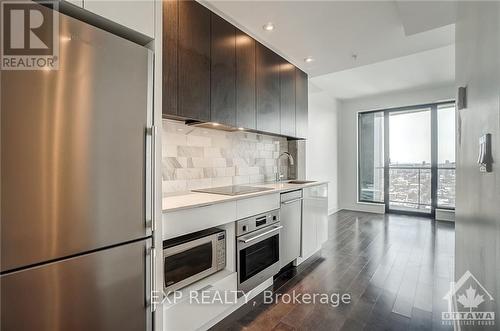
[192,185,273,196]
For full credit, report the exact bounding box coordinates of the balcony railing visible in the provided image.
[360,165,456,210]
[389,165,456,211]
[437,168,456,209]
[389,166,431,212]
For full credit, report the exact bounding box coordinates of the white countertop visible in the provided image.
[162,181,328,213]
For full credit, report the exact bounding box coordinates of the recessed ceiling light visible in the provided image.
[304,57,314,63]
[263,22,275,31]
[238,127,245,131]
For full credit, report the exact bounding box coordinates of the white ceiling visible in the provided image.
[395,1,457,36]
[311,44,455,100]
[204,0,455,77]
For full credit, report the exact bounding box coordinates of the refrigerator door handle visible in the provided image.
[152,125,157,233]
[145,125,156,234]
[150,246,157,312]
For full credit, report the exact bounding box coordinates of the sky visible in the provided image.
[389,106,455,165]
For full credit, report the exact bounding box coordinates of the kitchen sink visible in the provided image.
[287,180,317,184]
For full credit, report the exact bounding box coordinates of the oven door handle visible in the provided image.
[238,225,283,243]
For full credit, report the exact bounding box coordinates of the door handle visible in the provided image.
[238,225,283,243]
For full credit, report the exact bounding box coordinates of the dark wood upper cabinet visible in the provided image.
[162,0,178,117]
[256,43,281,134]
[211,14,236,126]
[163,0,307,138]
[280,60,296,137]
[178,0,211,121]
[235,29,256,130]
[163,0,210,121]
[295,68,308,139]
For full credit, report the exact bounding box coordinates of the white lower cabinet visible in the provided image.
[163,271,237,331]
[236,193,280,219]
[300,205,317,259]
[280,191,303,267]
[298,184,329,262]
[316,187,329,246]
[159,186,328,329]
[163,201,237,240]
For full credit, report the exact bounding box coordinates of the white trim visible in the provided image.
[357,201,385,207]
[340,204,385,214]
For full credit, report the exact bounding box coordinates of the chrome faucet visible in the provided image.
[276,152,295,182]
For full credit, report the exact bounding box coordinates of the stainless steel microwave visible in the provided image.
[163,228,226,292]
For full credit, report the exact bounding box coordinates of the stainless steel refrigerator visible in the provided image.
[1,5,153,331]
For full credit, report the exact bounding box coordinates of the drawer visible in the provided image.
[163,271,237,330]
[236,193,280,219]
[163,202,237,239]
[281,189,302,202]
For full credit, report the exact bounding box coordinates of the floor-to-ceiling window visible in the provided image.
[358,111,384,203]
[388,107,432,213]
[358,101,455,216]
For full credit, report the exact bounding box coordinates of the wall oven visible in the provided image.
[236,209,281,292]
[163,228,226,292]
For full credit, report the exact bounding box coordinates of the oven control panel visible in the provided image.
[236,209,280,236]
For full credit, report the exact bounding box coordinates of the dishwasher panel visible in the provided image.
[280,190,302,267]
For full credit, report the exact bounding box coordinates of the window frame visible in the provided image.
[356,100,456,214]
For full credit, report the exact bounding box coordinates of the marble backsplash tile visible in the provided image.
[162,119,289,194]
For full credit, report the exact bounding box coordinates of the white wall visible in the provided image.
[455,1,500,320]
[338,85,456,213]
[306,91,339,214]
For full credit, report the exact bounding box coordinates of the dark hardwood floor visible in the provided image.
[211,210,455,331]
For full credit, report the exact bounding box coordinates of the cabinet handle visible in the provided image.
[281,198,303,205]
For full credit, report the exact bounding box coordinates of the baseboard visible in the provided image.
[328,207,339,215]
[339,203,385,214]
